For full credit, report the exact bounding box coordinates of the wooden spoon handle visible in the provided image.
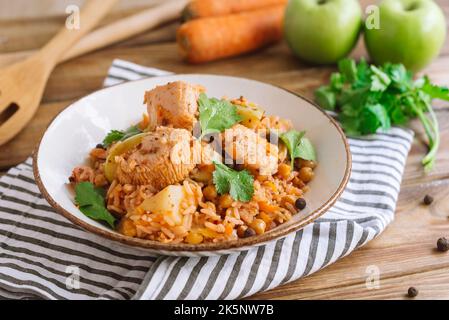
[0,0,187,68]
[62,0,188,62]
[40,0,118,63]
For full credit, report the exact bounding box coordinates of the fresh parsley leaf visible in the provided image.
[341,102,360,117]
[338,58,358,83]
[75,182,105,207]
[296,137,317,162]
[339,87,371,110]
[420,77,449,101]
[354,58,370,88]
[75,182,116,228]
[280,130,317,168]
[198,93,241,139]
[370,65,391,92]
[330,73,345,91]
[383,63,412,92]
[103,130,125,147]
[339,114,362,136]
[314,58,445,171]
[122,125,142,140]
[212,161,254,203]
[390,105,408,125]
[366,104,391,132]
[315,86,336,111]
[103,125,142,148]
[280,130,305,168]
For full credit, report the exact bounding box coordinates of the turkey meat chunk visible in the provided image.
[145,81,204,131]
[115,127,217,192]
[223,124,279,175]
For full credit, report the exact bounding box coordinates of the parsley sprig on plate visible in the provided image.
[315,58,449,171]
[197,94,253,202]
[212,161,254,202]
[280,130,317,169]
[102,125,142,148]
[75,182,116,228]
[198,93,241,139]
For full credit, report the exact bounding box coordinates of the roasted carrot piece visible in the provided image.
[224,223,234,236]
[183,0,287,20]
[177,5,284,64]
[258,201,278,213]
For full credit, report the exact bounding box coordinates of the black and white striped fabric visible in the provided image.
[0,60,414,300]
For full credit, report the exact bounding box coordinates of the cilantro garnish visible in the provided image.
[198,93,241,139]
[102,125,142,148]
[280,130,317,168]
[315,58,449,171]
[75,182,116,228]
[212,161,254,203]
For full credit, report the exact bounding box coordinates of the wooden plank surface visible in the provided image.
[1,0,449,300]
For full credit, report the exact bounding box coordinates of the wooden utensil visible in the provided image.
[0,0,118,146]
[0,0,189,68]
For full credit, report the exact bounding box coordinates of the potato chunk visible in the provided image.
[140,185,187,226]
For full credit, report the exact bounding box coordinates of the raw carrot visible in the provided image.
[177,5,284,64]
[183,0,287,20]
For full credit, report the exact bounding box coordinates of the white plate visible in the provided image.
[34,74,351,257]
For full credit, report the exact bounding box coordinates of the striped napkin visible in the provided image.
[0,60,414,300]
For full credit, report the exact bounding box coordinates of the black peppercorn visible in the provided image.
[423,195,434,205]
[243,228,256,238]
[407,287,418,298]
[295,198,307,210]
[437,237,449,252]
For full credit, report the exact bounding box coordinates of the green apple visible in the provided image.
[284,0,363,64]
[365,0,446,72]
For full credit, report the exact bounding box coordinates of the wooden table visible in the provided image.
[1,0,449,300]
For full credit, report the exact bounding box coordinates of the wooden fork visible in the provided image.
[0,0,118,146]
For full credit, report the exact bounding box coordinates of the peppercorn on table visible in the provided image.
[1,0,449,300]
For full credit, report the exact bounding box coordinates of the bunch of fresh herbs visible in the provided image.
[315,58,449,171]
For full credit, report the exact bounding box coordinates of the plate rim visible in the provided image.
[33,74,352,253]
